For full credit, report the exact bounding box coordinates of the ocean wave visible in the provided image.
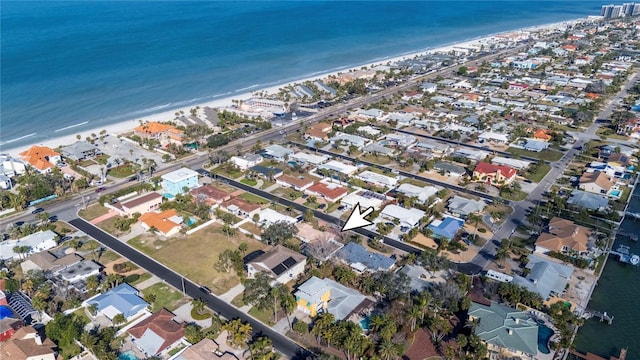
[234,84,261,93]
[0,132,37,145]
[54,121,89,132]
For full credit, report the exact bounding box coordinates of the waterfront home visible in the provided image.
[472,162,517,187]
[585,162,624,179]
[447,196,487,218]
[161,167,199,196]
[566,190,610,211]
[83,283,149,322]
[190,185,232,206]
[0,155,27,177]
[0,230,58,261]
[133,121,184,146]
[107,191,163,217]
[467,301,539,358]
[395,183,440,204]
[427,216,465,242]
[0,326,57,360]
[534,217,591,256]
[139,209,183,237]
[60,141,102,161]
[478,131,510,144]
[255,208,297,227]
[220,197,261,218]
[340,190,386,210]
[127,309,186,358]
[380,204,426,228]
[294,276,374,320]
[19,145,61,173]
[261,144,294,162]
[229,154,263,170]
[330,132,370,149]
[579,171,615,195]
[512,254,573,300]
[305,182,348,203]
[275,174,315,191]
[246,245,306,284]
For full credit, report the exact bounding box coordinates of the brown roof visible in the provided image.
[277,174,314,188]
[248,245,306,277]
[306,182,348,200]
[25,252,82,272]
[579,171,614,191]
[128,309,185,354]
[403,328,440,360]
[535,217,590,253]
[222,197,261,214]
[607,152,630,166]
[0,327,56,360]
[190,185,231,203]
[122,192,163,209]
[178,339,238,360]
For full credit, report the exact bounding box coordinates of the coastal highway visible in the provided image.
[68,217,311,360]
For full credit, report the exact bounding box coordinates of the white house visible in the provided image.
[355,171,399,188]
[230,154,263,170]
[341,191,386,210]
[256,208,297,227]
[0,230,58,261]
[380,204,426,228]
[395,183,440,204]
[318,160,358,176]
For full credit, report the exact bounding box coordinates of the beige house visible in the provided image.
[0,327,57,360]
[107,192,163,217]
[246,245,307,284]
[534,217,591,255]
[579,171,614,194]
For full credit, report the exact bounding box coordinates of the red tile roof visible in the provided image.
[19,146,59,171]
[139,209,181,235]
[474,162,517,178]
[307,182,348,200]
[128,309,185,354]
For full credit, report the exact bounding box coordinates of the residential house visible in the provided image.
[534,217,591,255]
[276,174,315,191]
[19,146,61,173]
[20,251,82,274]
[532,129,552,142]
[173,338,239,360]
[305,182,348,203]
[139,209,184,237]
[5,292,38,324]
[83,283,149,321]
[248,165,283,180]
[246,245,307,284]
[291,152,330,166]
[380,204,425,228]
[55,260,102,284]
[128,309,186,358]
[607,152,632,168]
[0,175,11,190]
[317,160,358,176]
[400,265,438,292]
[491,156,531,170]
[567,190,609,211]
[340,190,386,210]
[586,161,625,179]
[304,123,332,142]
[358,125,382,138]
[395,183,440,204]
[221,198,261,218]
[357,108,384,119]
[60,141,102,161]
[336,242,395,273]
[229,154,263,170]
[512,254,573,300]
[190,185,232,206]
[467,302,539,358]
[355,170,398,188]
[108,192,163,217]
[522,139,550,152]
[472,162,517,187]
[0,230,58,261]
[385,133,417,148]
[0,326,56,360]
[261,144,294,161]
[0,294,22,342]
[331,132,370,149]
[421,82,438,93]
[579,171,615,195]
[362,143,395,156]
[452,148,489,162]
[134,121,184,146]
[294,276,374,320]
[427,216,465,241]
[447,196,487,218]
[478,132,509,144]
[433,162,466,177]
[161,168,200,196]
[255,208,297,227]
[0,155,27,177]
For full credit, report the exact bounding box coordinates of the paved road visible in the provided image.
[68,218,311,360]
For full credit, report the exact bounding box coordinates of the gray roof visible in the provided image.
[523,139,550,152]
[448,196,486,216]
[567,189,609,211]
[137,329,165,355]
[60,141,99,160]
[363,143,394,156]
[262,144,293,159]
[468,302,539,356]
[86,283,149,318]
[513,254,573,299]
[294,276,373,320]
[57,260,102,282]
[399,265,433,291]
[434,162,466,175]
[336,242,395,271]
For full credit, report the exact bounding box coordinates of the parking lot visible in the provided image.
[93,134,165,166]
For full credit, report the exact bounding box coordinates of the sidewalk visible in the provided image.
[218,283,245,302]
[134,274,162,290]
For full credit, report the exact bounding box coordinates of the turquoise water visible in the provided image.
[1,1,601,149]
[610,190,621,197]
[360,316,371,331]
[118,351,139,360]
[537,324,554,354]
[186,217,197,226]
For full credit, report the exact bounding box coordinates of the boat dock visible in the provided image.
[609,245,640,266]
[581,309,614,324]
[569,348,627,360]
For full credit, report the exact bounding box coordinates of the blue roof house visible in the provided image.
[161,168,200,197]
[83,283,149,321]
[336,242,395,272]
[428,216,464,241]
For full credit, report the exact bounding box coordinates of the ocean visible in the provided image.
[0,1,601,149]
[572,188,640,359]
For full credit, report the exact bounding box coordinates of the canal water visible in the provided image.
[572,189,640,359]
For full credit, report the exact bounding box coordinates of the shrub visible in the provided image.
[292,320,309,334]
[124,274,140,283]
[190,308,212,320]
[478,228,487,233]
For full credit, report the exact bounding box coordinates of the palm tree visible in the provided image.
[378,339,400,360]
[249,336,273,360]
[238,242,248,256]
[408,306,422,332]
[7,192,26,211]
[494,247,508,269]
[112,313,126,326]
[191,298,207,315]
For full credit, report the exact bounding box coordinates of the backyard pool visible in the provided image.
[359,316,371,331]
[610,190,621,197]
[118,351,139,360]
[538,324,554,354]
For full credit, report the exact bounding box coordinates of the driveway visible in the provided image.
[173,302,213,328]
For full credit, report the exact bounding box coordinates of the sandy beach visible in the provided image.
[1,17,583,158]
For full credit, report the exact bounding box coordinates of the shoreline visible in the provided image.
[1,18,585,158]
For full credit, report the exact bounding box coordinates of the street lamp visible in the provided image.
[181,276,186,296]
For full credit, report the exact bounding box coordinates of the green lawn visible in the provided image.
[499,189,528,201]
[525,163,551,183]
[108,164,138,178]
[231,293,245,307]
[260,180,276,189]
[507,147,563,162]
[214,166,244,179]
[239,192,270,205]
[78,204,109,221]
[361,153,393,165]
[78,239,101,251]
[274,187,303,200]
[399,178,428,187]
[240,178,258,186]
[248,306,275,326]
[142,283,187,312]
[77,159,95,167]
[597,126,629,141]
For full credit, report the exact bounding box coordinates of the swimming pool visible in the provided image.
[359,316,371,331]
[538,324,554,354]
[610,190,621,197]
[118,351,139,360]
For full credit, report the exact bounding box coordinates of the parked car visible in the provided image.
[31,208,45,214]
[48,215,58,222]
[95,187,106,193]
[59,236,73,243]
[318,204,326,209]
[199,286,211,294]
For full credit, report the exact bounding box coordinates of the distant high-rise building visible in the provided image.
[601,4,626,18]
[623,2,640,15]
